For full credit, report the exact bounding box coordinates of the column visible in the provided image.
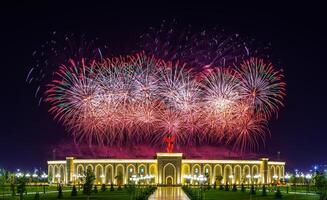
[260,158,268,184]
[66,157,74,185]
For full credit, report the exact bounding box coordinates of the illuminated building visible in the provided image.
[48,153,285,185]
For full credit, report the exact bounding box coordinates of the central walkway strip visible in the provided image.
[148,187,190,200]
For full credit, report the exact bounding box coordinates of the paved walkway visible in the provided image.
[148,187,190,200]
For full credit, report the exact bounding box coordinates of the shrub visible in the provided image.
[225,183,229,191]
[232,184,237,192]
[241,183,246,192]
[110,182,114,191]
[219,184,224,190]
[101,184,107,192]
[71,185,78,196]
[57,184,63,199]
[275,188,282,199]
[34,192,40,200]
[262,185,267,196]
[93,185,98,193]
[249,185,256,195]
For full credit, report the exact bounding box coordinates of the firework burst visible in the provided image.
[37,25,286,153]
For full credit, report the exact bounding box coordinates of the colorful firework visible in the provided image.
[44,51,285,152]
[32,24,286,153]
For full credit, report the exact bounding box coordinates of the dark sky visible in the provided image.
[0,1,326,171]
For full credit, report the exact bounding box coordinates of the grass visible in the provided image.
[0,186,155,200]
[204,190,319,200]
[184,186,320,200]
[0,190,131,200]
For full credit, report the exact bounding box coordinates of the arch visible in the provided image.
[252,165,259,184]
[149,164,157,175]
[224,165,233,184]
[95,164,104,184]
[252,165,259,175]
[213,164,223,184]
[127,164,136,177]
[54,165,59,176]
[280,166,285,179]
[105,164,114,184]
[86,164,94,172]
[149,164,157,184]
[115,164,125,184]
[138,164,147,176]
[234,165,242,184]
[203,164,212,175]
[192,164,201,176]
[76,164,84,176]
[203,164,212,184]
[59,165,65,183]
[276,166,281,180]
[182,164,190,176]
[182,164,191,184]
[166,176,173,185]
[269,166,276,183]
[243,165,251,184]
[163,163,176,185]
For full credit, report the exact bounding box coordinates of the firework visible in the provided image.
[36,24,286,153]
[44,51,285,152]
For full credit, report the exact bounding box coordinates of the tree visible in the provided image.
[83,168,95,197]
[275,188,282,199]
[34,192,40,200]
[57,184,63,199]
[16,176,28,200]
[313,172,327,200]
[262,185,267,196]
[241,183,246,192]
[115,172,123,190]
[71,185,78,196]
[249,185,256,195]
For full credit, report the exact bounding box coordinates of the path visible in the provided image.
[148,187,190,200]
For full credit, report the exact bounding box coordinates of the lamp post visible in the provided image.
[55,174,61,184]
[285,173,290,193]
[246,174,251,187]
[229,175,234,185]
[305,174,312,194]
[100,174,105,184]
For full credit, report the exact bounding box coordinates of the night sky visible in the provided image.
[0,1,326,171]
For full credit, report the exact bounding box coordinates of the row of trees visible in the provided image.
[57,168,155,200]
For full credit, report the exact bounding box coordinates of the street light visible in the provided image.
[55,173,61,183]
[100,174,105,184]
[246,174,251,185]
[254,174,260,185]
[228,175,234,184]
[15,172,23,178]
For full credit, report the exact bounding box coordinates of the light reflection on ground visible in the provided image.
[148,187,190,200]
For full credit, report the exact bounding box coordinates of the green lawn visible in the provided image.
[0,190,131,200]
[204,190,319,200]
[0,186,154,200]
[184,187,320,200]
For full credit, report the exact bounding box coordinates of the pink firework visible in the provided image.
[45,52,285,152]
